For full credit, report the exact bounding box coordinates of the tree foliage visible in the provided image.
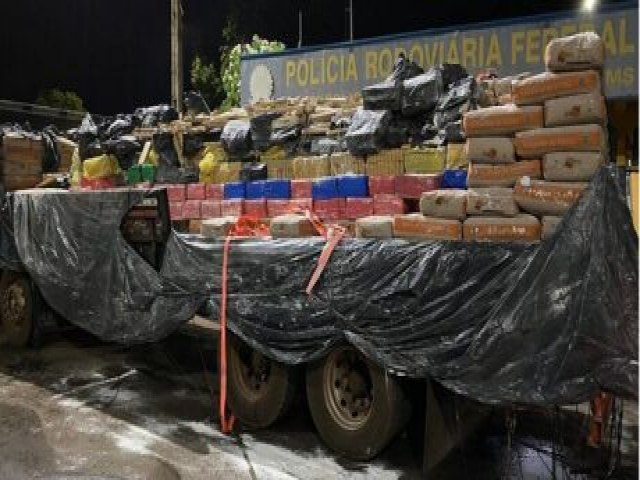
[36,88,85,111]
[190,55,223,108]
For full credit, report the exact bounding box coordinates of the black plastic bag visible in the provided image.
[152,132,181,183]
[105,116,134,139]
[250,113,280,152]
[401,68,443,116]
[184,91,210,115]
[363,80,402,111]
[240,163,267,182]
[270,126,301,156]
[438,63,468,89]
[437,76,477,111]
[183,134,204,157]
[388,57,424,82]
[345,108,390,155]
[103,135,142,171]
[443,120,466,144]
[221,120,252,157]
[310,138,343,155]
[41,127,60,173]
[77,113,101,160]
[134,105,179,128]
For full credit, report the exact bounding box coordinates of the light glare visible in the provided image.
[582,0,597,12]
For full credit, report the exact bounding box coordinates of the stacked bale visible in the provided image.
[512,32,606,239]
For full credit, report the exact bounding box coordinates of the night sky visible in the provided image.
[1,0,633,114]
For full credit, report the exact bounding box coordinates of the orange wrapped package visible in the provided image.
[512,70,601,105]
[463,105,543,136]
[393,214,462,241]
[463,215,541,243]
[467,160,541,188]
[514,178,588,216]
[514,125,605,158]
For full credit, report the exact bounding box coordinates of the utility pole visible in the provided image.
[349,0,353,42]
[298,9,303,48]
[171,0,183,113]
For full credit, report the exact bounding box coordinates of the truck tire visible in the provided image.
[306,345,410,460]
[227,334,296,429]
[0,271,34,347]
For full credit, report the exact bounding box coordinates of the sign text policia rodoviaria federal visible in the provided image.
[240,4,637,104]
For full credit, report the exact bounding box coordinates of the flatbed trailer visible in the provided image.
[0,169,636,472]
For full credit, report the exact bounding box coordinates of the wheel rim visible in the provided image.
[3,282,27,336]
[323,346,374,431]
[232,342,272,401]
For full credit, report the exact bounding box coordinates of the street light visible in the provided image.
[582,0,597,12]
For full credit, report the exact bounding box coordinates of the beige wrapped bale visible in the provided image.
[201,217,237,238]
[393,214,462,241]
[270,214,318,238]
[542,216,563,240]
[365,149,404,176]
[545,32,604,72]
[543,152,603,181]
[514,178,588,216]
[467,159,541,187]
[544,92,607,127]
[466,188,519,217]
[512,70,601,105]
[446,143,467,168]
[330,153,366,175]
[463,214,541,243]
[514,125,605,158]
[419,190,467,220]
[403,147,446,174]
[465,137,515,164]
[355,215,394,238]
[463,105,543,136]
[291,156,331,179]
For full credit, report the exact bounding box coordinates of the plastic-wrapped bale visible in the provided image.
[224,181,246,199]
[466,188,519,216]
[291,179,312,198]
[393,214,462,240]
[265,154,292,179]
[446,143,467,169]
[433,76,477,128]
[169,202,183,220]
[514,178,588,216]
[244,199,268,218]
[215,162,242,183]
[543,152,603,181]
[545,32,604,72]
[365,149,404,176]
[314,198,345,220]
[312,177,340,200]
[544,92,607,127]
[337,174,368,197]
[330,153,366,175]
[270,214,318,238]
[419,190,467,220]
[291,156,331,179]
[310,138,343,156]
[201,217,237,238]
[514,125,605,158]
[182,200,202,219]
[221,120,252,157]
[186,183,206,200]
[373,194,407,215]
[401,68,443,115]
[395,173,442,198]
[463,105,543,136]
[289,198,313,213]
[205,183,223,199]
[403,146,446,174]
[221,199,245,217]
[443,121,466,143]
[345,109,390,155]
[541,216,563,239]
[240,163,267,182]
[441,169,468,189]
[438,63,468,88]
[467,160,541,188]
[201,200,221,218]
[267,199,290,217]
[250,112,279,152]
[368,175,395,195]
[355,215,394,238]
[345,197,374,219]
[362,79,402,111]
[512,70,601,105]
[463,214,541,243]
[464,137,515,164]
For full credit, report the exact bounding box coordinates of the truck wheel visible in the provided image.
[227,335,296,429]
[306,345,410,460]
[0,272,34,347]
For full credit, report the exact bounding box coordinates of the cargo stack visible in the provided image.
[512,32,606,239]
[0,133,44,191]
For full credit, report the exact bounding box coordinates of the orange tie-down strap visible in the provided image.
[217,211,345,433]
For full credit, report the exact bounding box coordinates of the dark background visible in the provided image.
[0,0,633,114]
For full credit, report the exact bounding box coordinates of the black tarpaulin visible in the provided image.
[4,168,638,405]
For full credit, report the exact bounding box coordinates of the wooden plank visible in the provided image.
[138,141,152,165]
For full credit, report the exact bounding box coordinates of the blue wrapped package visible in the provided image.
[312,177,340,200]
[246,181,266,199]
[337,174,369,197]
[263,179,291,199]
[441,169,468,189]
[224,181,247,199]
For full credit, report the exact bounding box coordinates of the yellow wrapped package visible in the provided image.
[446,143,467,169]
[215,162,242,183]
[266,158,292,179]
[70,147,82,186]
[292,156,330,179]
[83,154,120,179]
[261,145,286,162]
[403,147,446,174]
[330,153,365,175]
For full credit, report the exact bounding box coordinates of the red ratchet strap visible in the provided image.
[218,216,270,434]
[303,210,346,295]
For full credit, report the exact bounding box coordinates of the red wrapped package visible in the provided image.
[201,200,221,218]
[182,200,202,219]
[291,179,312,198]
[345,197,374,219]
[205,183,224,200]
[244,199,268,218]
[221,199,244,217]
[166,184,186,202]
[267,199,290,217]
[395,174,441,199]
[314,198,346,221]
[186,183,206,200]
[368,176,396,195]
[80,177,118,189]
[169,202,184,220]
[373,194,407,215]
[289,198,313,213]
